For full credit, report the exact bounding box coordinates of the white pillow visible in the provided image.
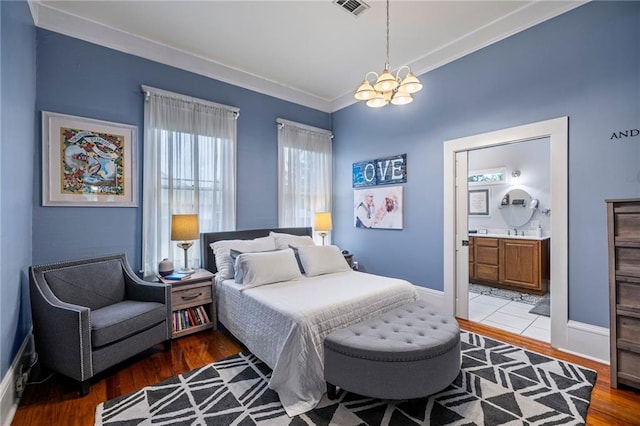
[270,231,315,250]
[210,236,276,279]
[234,249,302,289]
[296,245,351,277]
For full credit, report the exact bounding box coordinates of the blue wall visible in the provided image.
[2,1,638,384]
[1,0,36,378]
[332,1,640,328]
[34,29,331,268]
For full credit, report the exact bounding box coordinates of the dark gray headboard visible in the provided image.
[201,227,312,274]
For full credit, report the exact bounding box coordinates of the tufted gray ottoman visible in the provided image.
[324,300,461,401]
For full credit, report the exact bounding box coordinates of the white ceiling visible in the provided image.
[30,1,585,112]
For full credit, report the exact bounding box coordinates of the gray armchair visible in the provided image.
[29,253,171,395]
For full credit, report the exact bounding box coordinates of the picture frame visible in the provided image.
[468,167,506,186]
[42,111,138,207]
[354,185,403,229]
[468,189,490,216]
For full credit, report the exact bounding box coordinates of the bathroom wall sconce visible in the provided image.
[511,170,521,178]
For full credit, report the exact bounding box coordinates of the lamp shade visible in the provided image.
[374,69,398,92]
[314,212,333,232]
[355,80,376,101]
[171,214,199,241]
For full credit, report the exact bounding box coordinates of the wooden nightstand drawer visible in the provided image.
[172,282,212,310]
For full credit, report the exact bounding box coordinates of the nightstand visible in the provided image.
[159,269,216,339]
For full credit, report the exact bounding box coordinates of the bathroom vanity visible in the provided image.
[469,234,550,295]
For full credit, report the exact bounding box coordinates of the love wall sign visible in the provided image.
[352,154,406,188]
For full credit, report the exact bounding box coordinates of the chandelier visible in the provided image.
[354,0,422,107]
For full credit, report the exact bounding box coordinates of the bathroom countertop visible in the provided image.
[469,233,550,241]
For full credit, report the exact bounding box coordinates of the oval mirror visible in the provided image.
[500,188,537,227]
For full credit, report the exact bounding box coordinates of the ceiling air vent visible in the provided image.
[333,0,370,17]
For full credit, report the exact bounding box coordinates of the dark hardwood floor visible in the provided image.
[12,322,640,425]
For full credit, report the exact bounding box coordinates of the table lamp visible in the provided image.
[171,214,199,272]
[314,212,333,245]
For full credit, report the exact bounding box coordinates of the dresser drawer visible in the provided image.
[617,349,640,384]
[616,247,640,277]
[617,279,640,309]
[617,314,640,342]
[172,282,212,309]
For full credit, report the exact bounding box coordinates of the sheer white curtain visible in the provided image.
[142,86,237,275]
[277,119,332,238]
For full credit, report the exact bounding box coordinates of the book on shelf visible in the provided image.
[172,306,211,332]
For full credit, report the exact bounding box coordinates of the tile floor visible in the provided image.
[468,291,550,342]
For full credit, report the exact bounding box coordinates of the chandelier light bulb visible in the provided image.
[400,71,423,94]
[355,80,376,100]
[374,68,398,92]
[391,87,413,105]
[366,93,388,108]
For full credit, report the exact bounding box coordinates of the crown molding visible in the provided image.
[29,1,333,113]
[29,1,586,114]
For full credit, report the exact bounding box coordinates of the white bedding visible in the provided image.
[216,270,418,416]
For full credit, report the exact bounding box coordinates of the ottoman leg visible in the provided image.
[327,382,338,400]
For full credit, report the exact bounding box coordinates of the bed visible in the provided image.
[202,227,418,416]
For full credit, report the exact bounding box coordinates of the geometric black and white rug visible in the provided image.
[95,331,597,425]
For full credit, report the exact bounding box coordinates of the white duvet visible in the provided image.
[216,270,418,416]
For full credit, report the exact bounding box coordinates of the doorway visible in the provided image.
[466,139,551,341]
[443,117,568,349]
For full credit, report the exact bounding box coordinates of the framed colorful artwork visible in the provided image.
[42,111,138,207]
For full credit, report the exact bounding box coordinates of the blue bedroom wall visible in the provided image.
[0,0,36,378]
[34,29,331,269]
[332,1,639,328]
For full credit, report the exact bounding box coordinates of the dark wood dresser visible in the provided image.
[607,198,640,389]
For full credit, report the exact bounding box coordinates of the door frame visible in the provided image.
[443,117,568,349]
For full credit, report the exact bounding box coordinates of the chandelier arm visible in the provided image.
[396,65,411,80]
[365,71,379,83]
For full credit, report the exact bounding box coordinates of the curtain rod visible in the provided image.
[276,118,333,138]
[141,85,239,118]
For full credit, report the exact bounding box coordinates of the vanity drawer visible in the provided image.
[476,238,498,247]
[476,246,499,265]
[172,281,213,309]
[476,264,499,281]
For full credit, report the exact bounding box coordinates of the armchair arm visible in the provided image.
[29,269,93,382]
[121,257,170,304]
[125,279,170,304]
[120,256,172,340]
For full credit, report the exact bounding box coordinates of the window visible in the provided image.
[142,86,238,275]
[277,118,332,236]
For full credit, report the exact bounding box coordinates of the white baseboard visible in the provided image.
[417,285,610,365]
[1,330,33,426]
[415,286,444,305]
[562,320,610,365]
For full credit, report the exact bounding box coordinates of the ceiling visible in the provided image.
[30,1,585,112]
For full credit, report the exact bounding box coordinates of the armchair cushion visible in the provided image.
[43,259,126,310]
[91,300,167,348]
